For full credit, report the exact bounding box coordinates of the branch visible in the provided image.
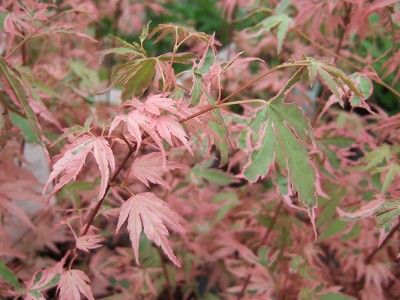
[237,274,252,300]
[81,145,136,236]
[364,220,400,264]
[178,62,306,123]
[238,200,284,300]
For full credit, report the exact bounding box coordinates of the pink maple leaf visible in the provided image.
[108,110,166,165]
[337,196,385,221]
[151,115,192,153]
[75,234,104,252]
[116,192,184,267]
[128,152,170,189]
[109,110,149,150]
[44,135,115,200]
[25,259,64,300]
[57,269,94,300]
[131,94,181,117]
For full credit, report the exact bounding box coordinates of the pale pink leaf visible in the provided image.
[337,196,385,221]
[116,192,184,267]
[44,136,115,200]
[128,152,169,188]
[132,94,180,116]
[76,234,104,252]
[43,136,94,198]
[151,115,192,153]
[92,137,115,200]
[108,111,148,151]
[58,269,94,300]
[29,99,62,129]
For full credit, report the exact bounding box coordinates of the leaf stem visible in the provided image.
[238,200,284,299]
[179,62,305,123]
[215,99,267,107]
[81,145,136,236]
[237,274,252,300]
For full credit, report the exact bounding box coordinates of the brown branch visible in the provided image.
[237,274,252,300]
[237,200,284,300]
[81,145,136,236]
[158,249,174,300]
[365,221,400,264]
[178,63,302,123]
[333,3,352,64]
[260,200,284,245]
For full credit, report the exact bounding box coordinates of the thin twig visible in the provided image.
[158,249,174,300]
[237,200,284,299]
[365,221,400,264]
[81,145,136,236]
[237,274,252,300]
[178,62,305,123]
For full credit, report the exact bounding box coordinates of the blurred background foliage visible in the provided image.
[95,0,399,115]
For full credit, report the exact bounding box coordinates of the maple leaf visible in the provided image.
[128,152,170,188]
[306,57,363,106]
[109,110,148,150]
[108,110,166,161]
[25,262,63,300]
[244,12,293,53]
[151,115,192,153]
[0,58,42,144]
[92,137,116,200]
[149,23,213,45]
[337,196,385,221]
[116,192,184,267]
[243,68,317,208]
[44,135,115,200]
[132,94,181,117]
[57,269,94,300]
[75,234,104,252]
[112,58,156,99]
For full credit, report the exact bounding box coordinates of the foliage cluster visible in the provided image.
[0,0,399,299]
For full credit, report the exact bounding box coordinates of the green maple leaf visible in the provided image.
[243,68,316,208]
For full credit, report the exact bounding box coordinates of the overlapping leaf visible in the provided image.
[116,192,184,267]
[306,58,363,106]
[44,136,115,200]
[75,234,104,252]
[0,260,22,290]
[112,58,156,100]
[129,152,171,188]
[57,269,94,300]
[25,265,62,300]
[337,196,385,221]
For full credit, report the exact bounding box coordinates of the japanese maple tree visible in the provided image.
[0,0,400,299]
